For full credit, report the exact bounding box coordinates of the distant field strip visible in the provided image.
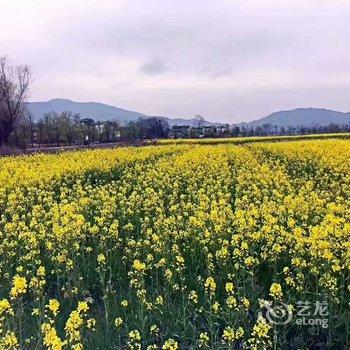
[155,132,350,145]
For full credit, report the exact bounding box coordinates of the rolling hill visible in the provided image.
[26,98,219,127]
[244,108,350,127]
[27,100,350,128]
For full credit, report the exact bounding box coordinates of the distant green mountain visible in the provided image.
[27,100,350,128]
[26,98,220,127]
[27,98,147,123]
[241,108,350,127]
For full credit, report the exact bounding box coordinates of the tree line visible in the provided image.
[230,123,350,137]
[11,112,348,149]
[8,112,171,148]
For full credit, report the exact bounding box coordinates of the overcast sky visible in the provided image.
[1,0,349,123]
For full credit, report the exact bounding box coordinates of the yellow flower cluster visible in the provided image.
[10,275,27,299]
[41,322,66,350]
[269,283,283,299]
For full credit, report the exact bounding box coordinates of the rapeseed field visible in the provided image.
[0,139,349,349]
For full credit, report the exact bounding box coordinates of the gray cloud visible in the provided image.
[0,0,349,122]
[139,58,168,75]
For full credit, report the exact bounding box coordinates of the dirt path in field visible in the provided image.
[1,140,158,156]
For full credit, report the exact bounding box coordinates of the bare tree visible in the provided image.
[195,114,205,128]
[0,56,32,146]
